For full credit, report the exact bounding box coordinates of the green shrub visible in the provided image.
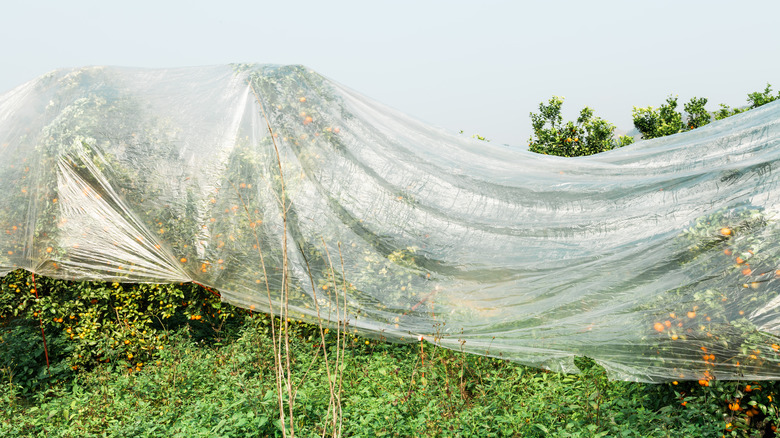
[747,83,780,109]
[632,95,711,139]
[528,96,633,157]
[0,270,248,388]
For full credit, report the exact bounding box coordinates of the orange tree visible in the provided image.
[528,96,634,157]
[631,95,711,139]
[0,270,247,393]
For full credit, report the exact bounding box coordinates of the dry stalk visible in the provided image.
[319,239,350,437]
[246,81,295,438]
[298,242,341,438]
[244,77,348,438]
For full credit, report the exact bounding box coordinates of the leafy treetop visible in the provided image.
[528,96,633,157]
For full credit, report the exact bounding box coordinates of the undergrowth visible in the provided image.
[3,280,779,437]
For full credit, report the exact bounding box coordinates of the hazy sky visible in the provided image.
[2,1,779,147]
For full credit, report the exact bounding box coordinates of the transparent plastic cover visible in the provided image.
[2,64,780,382]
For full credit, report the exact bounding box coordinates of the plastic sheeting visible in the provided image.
[3,64,780,382]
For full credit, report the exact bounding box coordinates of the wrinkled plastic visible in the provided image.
[3,64,780,382]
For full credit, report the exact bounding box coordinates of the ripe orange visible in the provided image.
[723,249,732,256]
[653,322,665,332]
[720,227,732,236]
[736,257,745,264]
[742,267,752,276]
[687,311,696,319]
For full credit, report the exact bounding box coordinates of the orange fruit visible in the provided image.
[736,257,745,264]
[653,322,665,332]
[742,267,752,276]
[723,249,732,255]
[664,320,672,328]
[687,311,696,319]
[720,227,732,236]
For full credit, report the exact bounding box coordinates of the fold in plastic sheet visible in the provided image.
[3,64,780,382]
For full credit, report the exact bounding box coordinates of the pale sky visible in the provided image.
[2,0,779,147]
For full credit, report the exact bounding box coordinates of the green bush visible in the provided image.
[3,274,780,436]
[528,96,633,157]
[747,84,780,109]
[0,270,248,390]
[632,95,711,139]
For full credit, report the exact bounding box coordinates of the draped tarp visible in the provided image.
[2,64,780,382]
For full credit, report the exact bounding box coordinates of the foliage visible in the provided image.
[528,96,634,157]
[684,96,712,130]
[714,83,780,121]
[0,269,248,393]
[5,308,780,437]
[637,204,780,376]
[632,96,711,140]
[715,104,747,121]
[747,84,780,109]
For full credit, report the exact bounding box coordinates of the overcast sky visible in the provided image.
[2,0,779,147]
